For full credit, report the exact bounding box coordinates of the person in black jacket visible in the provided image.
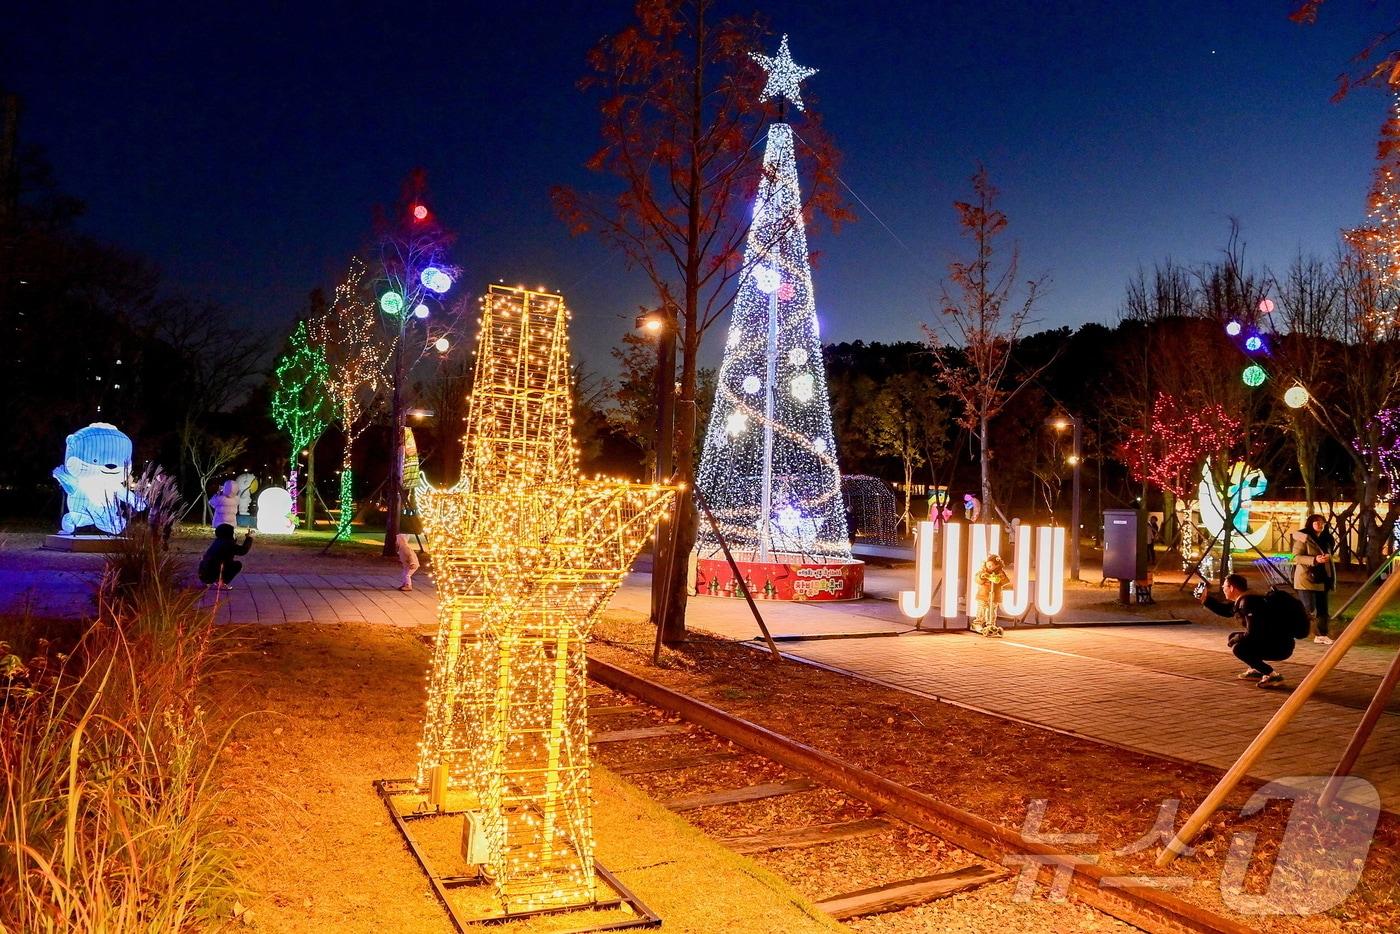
[198,523,254,590]
[1198,572,1292,688]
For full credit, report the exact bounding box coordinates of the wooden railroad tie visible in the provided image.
[720,817,892,854]
[590,724,690,744]
[815,864,1006,920]
[665,779,817,812]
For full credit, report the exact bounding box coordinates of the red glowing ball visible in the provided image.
[777,281,796,301]
[412,204,429,220]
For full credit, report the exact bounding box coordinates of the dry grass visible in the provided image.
[1,477,243,933]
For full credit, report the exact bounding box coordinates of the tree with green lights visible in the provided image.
[270,319,333,527]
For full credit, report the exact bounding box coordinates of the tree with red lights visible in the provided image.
[1120,392,1244,579]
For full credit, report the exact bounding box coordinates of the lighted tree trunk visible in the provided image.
[304,443,316,529]
[383,337,406,556]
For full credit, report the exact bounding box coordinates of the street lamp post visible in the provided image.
[1049,415,1083,582]
[638,311,677,633]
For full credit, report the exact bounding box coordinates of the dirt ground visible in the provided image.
[208,623,848,934]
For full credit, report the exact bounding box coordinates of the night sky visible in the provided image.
[7,1,1396,374]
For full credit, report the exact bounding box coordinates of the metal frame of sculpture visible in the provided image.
[401,284,673,923]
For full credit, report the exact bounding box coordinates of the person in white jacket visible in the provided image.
[210,480,240,528]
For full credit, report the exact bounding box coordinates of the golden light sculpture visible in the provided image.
[410,285,675,918]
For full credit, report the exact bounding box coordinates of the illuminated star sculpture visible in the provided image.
[415,285,675,914]
[750,34,818,112]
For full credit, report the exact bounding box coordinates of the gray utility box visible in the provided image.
[1103,509,1148,581]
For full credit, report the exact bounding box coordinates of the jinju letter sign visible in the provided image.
[898,521,1065,620]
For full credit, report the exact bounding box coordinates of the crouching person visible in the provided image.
[1197,572,1293,688]
[199,523,254,591]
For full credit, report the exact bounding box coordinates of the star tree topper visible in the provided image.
[751,34,817,112]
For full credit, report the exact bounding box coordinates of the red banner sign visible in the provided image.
[696,557,864,602]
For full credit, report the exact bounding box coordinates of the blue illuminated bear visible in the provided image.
[52,422,146,535]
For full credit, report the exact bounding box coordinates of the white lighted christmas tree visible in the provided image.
[696,35,851,562]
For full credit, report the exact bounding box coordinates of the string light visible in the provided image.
[269,320,332,524]
[416,284,675,913]
[1345,91,1400,334]
[750,34,817,112]
[1119,393,1240,499]
[308,257,384,536]
[697,46,850,566]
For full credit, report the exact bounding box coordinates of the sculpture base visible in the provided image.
[373,778,660,930]
[43,534,125,553]
[695,553,864,601]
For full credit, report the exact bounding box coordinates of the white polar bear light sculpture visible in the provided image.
[256,487,295,534]
[52,422,146,535]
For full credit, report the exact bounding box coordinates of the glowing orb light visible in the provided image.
[777,281,796,301]
[380,291,405,315]
[788,347,808,366]
[412,204,429,220]
[1244,335,1264,352]
[725,412,749,436]
[1259,298,1275,314]
[413,304,430,319]
[434,337,450,353]
[1242,365,1266,387]
[742,375,762,394]
[753,264,781,294]
[421,267,453,294]
[726,328,742,349]
[790,371,815,403]
[1225,320,1242,336]
[256,487,295,534]
[1285,385,1310,408]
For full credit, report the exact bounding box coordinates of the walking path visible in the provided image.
[3,534,1395,811]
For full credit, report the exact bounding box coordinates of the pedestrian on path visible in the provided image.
[198,523,254,590]
[396,503,422,592]
[210,479,239,528]
[1291,513,1335,645]
[1198,573,1293,688]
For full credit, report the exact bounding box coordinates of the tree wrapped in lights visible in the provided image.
[373,171,460,553]
[1357,407,1400,499]
[1119,392,1243,576]
[1345,92,1400,335]
[414,285,674,915]
[269,320,332,526]
[696,38,849,562]
[309,258,384,537]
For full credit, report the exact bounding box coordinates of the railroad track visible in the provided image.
[587,657,1255,934]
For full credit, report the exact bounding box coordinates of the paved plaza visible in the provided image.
[3,532,1396,811]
